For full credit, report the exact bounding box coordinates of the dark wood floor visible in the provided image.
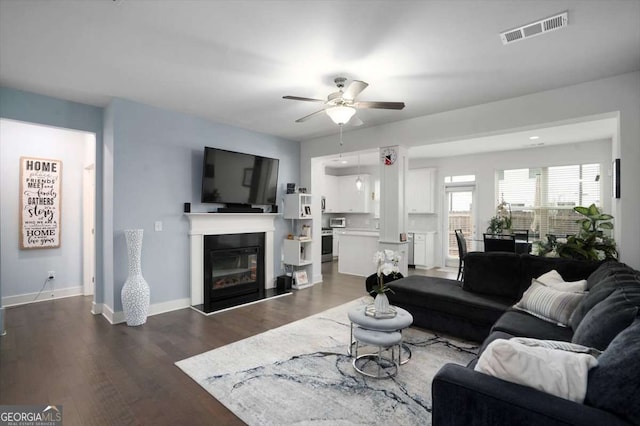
[0,262,455,426]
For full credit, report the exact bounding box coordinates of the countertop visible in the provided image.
[334,228,379,237]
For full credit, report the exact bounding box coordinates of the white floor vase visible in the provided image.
[121,229,150,326]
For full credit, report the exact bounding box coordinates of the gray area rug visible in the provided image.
[176,297,477,425]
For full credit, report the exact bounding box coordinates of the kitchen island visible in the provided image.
[335,229,380,277]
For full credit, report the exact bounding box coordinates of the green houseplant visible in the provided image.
[487,198,512,234]
[536,204,617,261]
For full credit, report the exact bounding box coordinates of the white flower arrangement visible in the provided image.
[372,249,401,294]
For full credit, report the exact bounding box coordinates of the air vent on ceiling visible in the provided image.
[500,11,568,45]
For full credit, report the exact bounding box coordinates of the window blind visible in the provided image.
[497,164,600,237]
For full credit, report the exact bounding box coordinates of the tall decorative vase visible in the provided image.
[121,229,150,326]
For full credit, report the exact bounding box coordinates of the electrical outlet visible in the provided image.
[48,270,55,280]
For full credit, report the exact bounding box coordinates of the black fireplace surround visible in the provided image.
[203,232,265,313]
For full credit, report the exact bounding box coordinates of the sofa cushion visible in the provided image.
[388,275,511,325]
[572,286,640,351]
[463,252,522,300]
[491,310,574,341]
[513,280,585,326]
[474,338,598,403]
[585,260,637,290]
[585,317,640,424]
[520,255,601,297]
[569,265,640,330]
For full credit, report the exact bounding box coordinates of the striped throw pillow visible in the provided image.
[514,279,586,327]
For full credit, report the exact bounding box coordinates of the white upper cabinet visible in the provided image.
[323,174,339,213]
[336,174,371,213]
[407,168,436,214]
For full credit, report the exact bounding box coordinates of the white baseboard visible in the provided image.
[91,302,103,315]
[2,285,84,307]
[102,297,192,325]
[101,304,120,324]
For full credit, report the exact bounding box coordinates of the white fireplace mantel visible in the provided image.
[185,213,279,306]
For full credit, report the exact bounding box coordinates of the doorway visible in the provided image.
[444,180,476,268]
[0,118,97,310]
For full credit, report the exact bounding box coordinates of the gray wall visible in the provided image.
[1,88,299,322]
[107,98,299,312]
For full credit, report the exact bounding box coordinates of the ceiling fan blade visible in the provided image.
[342,80,368,100]
[295,109,326,123]
[283,95,325,102]
[355,101,405,110]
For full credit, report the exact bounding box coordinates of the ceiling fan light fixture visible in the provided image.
[326,105,356,125]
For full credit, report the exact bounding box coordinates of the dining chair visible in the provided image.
[454,229,467,281]
[512,229,531,254]
[483,233,516,252]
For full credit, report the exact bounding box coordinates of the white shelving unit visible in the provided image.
[283,193,314,290]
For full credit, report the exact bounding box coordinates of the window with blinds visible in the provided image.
[497,164,600,237]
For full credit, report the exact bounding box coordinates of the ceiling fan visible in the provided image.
[283,77,405,126]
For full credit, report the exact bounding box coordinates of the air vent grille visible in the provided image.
[500,11,568,45]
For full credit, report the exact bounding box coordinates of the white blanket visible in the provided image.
[474,338,598,403]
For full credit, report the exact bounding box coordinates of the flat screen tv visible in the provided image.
[201,147,279,206]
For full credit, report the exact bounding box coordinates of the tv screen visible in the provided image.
[201,147,279,205]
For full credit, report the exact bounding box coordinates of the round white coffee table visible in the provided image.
[348,305,414,366]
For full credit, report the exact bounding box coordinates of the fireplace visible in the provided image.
[203,232,265,313]
[186,213,279,312]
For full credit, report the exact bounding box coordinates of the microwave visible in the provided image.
[329,217,346,228]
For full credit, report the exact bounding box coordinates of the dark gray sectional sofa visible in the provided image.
[387,253,640,426]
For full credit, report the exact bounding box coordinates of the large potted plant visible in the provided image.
[535,204,617,261]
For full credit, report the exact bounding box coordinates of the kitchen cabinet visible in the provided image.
[322,173,373,213]
[336,230,379,276]
[332,231,339,258]
[407,168,436,214]
[413,232,436,269]
[323,174,339,213]
[336,174,371,213]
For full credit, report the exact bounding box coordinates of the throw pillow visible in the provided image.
[585,317,640,425]
[569,270,640,330]
[513,279,586,327]
[474,338,598,403]
[511,337,602,358]
[537,270,587,292]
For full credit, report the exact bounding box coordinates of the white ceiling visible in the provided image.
[0,1,638,144]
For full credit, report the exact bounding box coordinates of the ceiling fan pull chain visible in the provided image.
[339,124,344,147]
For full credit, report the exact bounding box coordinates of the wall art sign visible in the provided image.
[19,156,62,249]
